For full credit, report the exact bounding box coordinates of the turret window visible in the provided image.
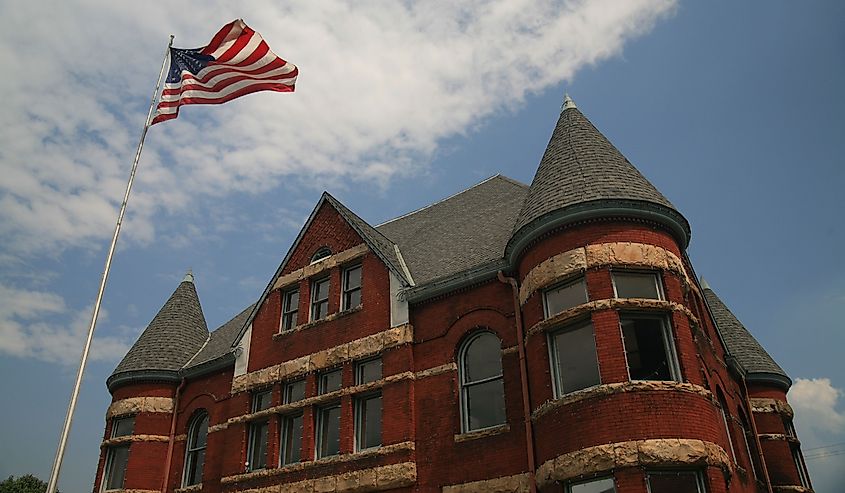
[311,277,330,321]
[458,331,506,432]
[281,288,299,331]
[544,277,588,318]
[183,411,208,486]
[567,476,616,492]
[342,264,362,310]
[612,271,663,300]
[247,390,272,471]
[646,471,706,492]
[549,322,601,396]
[102,416,134,491]
[620,314,680,381]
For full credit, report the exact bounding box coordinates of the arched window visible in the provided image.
[716,389,736,463]
[458,331,506,432]
[310,247,332,263]
[183,411,208,486]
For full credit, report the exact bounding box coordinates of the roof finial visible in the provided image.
[183,269,194,283]
[562,92,577,112]
[699,276,711,290]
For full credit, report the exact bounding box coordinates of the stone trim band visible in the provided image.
[101,435,170,447]
[106,397,174,419]
[442,472,531,493]
[750,397,794,418]
[535,438,730,488]
[519,242,692,305]
[273,244,369,291]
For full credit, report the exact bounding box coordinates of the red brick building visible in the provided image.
[95,97,813,493]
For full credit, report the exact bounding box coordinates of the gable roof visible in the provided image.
[108,276,209,390]
[702,283,791,390]
[184,304,255,372]
[377,175,528,285]
[509,100,690,254]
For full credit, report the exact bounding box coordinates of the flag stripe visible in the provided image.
[152,19,296,125]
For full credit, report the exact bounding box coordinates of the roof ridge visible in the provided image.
[376,174,527,227]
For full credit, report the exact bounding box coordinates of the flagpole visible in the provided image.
[46,34,174,493]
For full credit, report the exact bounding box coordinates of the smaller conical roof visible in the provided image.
[702,282,791,389]
[108,273,208,390]
[509,98,690,254]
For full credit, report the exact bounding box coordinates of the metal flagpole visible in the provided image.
[46,34,174,493]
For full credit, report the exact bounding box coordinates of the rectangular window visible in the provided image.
[316,404,341,458]
[311,277,330,320]
[568,476,616,493]
[550,322,601,396]
[620,315,680,381]
[247,390,272,471]
[741,427,758,478]
[356,358,382,385]
[355,393,382,451]
[280,413,303,465]
[792,447,811,488]
[612,271,664,300]
[342,264,362,310]
[319,369,343,394]
[646,471,706,493]
[103,416,135,491]
[284,379,306,404]
[281,288,299,331]
[784,418,797,438]
[544,277,588,318]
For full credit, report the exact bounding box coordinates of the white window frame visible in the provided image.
[458,331,506,433]
[355,357,382,385]
[246,390,272,471]
[280,412,303,466]
[341,263,363,311]
[566,476,617,493]
[102,416,134,492]
[280,287,299,332]
[182,411,208,487]
[310,276,330,321]
[612,270,665,300]
[645,470,707,493]
[543,276,588,319]
[619,313,682,382]
[548,321,601,398]
[315,403,342,458]
[354,392,382,452]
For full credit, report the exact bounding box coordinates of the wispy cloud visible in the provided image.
[788,377,845,490]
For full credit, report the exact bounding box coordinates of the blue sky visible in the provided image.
[0,1,843,492]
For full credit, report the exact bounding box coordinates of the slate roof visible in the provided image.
[702,285,790,385]
[512,104,678,236]
[377,175,529,285]
[110,277,209,379]
[184,304,255,370]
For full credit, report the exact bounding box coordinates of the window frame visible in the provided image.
[315,402,342,459]
[792,446,811,488]
[612,270,665,300]
[458,331,507,433]
[246,390,272,471]
[354,392,383,452]
[283,379,306,404]
[279,412,304,466]
[102,416,134,492]
[645,470,707,493]
[548,320,601,397]
[182,411,208,487]
[318,368,343,395]
[310,276,330,321]
[543,276,588,319]
[619,313,682,382]
[280,287,299,332]
[355,357,382,385]
[342,263,363,311]
[310,247,332,264]
[566,476,617,493]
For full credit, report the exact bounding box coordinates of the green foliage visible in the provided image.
[0,475,59,493]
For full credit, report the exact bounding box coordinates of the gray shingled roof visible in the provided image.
[702,286,790,387]
[185,304,255,370]
[377,175,528,285]
[110,278,209,378]
[512,105,677,236]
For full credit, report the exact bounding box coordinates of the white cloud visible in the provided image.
[789,378,845,435]
[0,283,131,365]
[788,378,845,492]
[0,0,677,258]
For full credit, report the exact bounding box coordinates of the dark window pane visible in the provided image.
[647,472,702,493]
[552,323,601,394]
[357,359,382,384]
[252,390,272,412]
[570,477,616,493]
[186,449,205,485]
[191,414,209,448]
[463,333,502,382]
[112,417,134,437]
[344,289,362,310]
[545,279,587,317]
[282,414,303,465]
[105,446,130,490]
[621,317,674,381]
[311,247,331,263]
[357,394,382,450]
[248,420,269,470]
[285,380,306,403]
[614,272,662,299]
[345,265,361,290]
[282,290,299,330]
[465,378,506,430]
[320,370,342,394]
[317,406,341,458]
[313,278,330,300]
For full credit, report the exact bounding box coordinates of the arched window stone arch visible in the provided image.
[310,247,332,263]
[458,331,506,432]
[183,410,209,486]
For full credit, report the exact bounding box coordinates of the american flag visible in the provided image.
[151,19,297,125]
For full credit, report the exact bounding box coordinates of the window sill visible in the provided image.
[454,423,510,443]
[274,305,362,339]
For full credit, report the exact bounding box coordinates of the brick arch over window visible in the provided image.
[457,330,506,433]
[183,409,209,487]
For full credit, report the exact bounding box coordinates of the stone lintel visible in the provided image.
[454,424,510,443]
[101,435,170,447]
[442,472,531,493]
[273,244,369,291]
[223,460,416,493]
[106,397,174,419]
[750,397,794,418]
[415,363,457,379]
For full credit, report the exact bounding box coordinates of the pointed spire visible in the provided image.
[183,269,194,283]
[561,93,577,111]
[699,276,711,290]
[108,273,209,391]
[508,99,690,254]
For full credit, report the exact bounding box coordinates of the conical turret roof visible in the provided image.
[108,273,208,390]
[702,281,791,389]
[509,97,690,254]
